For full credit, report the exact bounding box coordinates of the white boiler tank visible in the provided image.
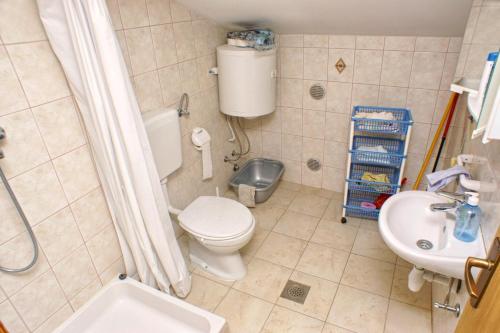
[216,45,277,118]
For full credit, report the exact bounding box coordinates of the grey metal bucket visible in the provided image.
[229,158,285,203]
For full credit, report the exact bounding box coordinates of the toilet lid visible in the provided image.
[178,196,254,239]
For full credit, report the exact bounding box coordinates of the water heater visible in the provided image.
[216,45,277,118]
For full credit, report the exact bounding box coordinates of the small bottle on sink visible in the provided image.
[453,192,481,242]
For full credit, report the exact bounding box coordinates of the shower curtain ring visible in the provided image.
[177,93,190,117]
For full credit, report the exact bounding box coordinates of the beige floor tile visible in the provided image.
[241,227,270,262]
[296,243,349,282]
[278,180,302,191]
[390,266,431,309]
[384,300,432,333]
[357,218,379,231]
[262,306,324,333]
[215,289,273,333]
[342,216,363,227]
[340,254,395,297]
[322,323,355,333]
[310,220,358,251]
[289,193,330,217]
[261,188,298,208]
[185,274,229,311]
[193,267,234,287]
[300,185,336,199]
[351,228,397,263]
[250,205,286,230]
[327,285,389,333]
[321,199,344,223]
[277,270,338,320]
[233,258,292,302]
[255,232,307,268]
[273,211,320,240]
[396,256,413,268]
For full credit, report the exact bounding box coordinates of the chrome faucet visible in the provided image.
[430,191,467,212]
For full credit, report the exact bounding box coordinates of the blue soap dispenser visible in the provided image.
[453,192,481,242]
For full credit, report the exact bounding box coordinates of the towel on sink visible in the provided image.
[426,165,470,192]
[238,184,256,207]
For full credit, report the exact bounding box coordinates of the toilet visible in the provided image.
[142,108,255,281]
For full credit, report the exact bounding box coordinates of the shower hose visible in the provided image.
[0,128,39,273]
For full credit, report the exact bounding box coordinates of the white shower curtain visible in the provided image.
[37,0,191,297]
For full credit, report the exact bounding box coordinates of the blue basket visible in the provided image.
[343,190,380,220]
[351,136,406,167]
[352,106,413,135]
[347,164,400,194]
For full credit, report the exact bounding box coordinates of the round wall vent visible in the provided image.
[309,84,325,100]
[307,158,321,171]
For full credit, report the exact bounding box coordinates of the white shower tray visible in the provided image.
[53,277,226,333]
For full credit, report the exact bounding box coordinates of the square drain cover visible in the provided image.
[280,280,310,304]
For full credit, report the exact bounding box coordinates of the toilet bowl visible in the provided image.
[178,196,255,281]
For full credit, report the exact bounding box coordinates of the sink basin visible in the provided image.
[379,191,486,279]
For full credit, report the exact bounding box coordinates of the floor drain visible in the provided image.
[280,280,310,304]
[416,239,433,250]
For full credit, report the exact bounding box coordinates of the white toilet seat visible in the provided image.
[178,196,254,241]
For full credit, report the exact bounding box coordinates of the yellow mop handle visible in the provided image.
[412,92,459,190]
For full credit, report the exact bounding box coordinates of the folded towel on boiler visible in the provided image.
[426,165,470,192]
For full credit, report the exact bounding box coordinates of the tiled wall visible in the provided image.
[0,1,123,332]
[433,1,500,332]
[106,0,234,213]
[244,34,466,192]
[0,0,231,332]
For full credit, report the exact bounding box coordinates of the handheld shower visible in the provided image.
[0,127,39,273]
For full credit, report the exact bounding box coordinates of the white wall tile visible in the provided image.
[10,270,66,330]
[328,35,356,49]
[117,0,149,29]
[158,64,182,106]
[280,34,304,48]
[0,232,50,297]
[304,35,329,48]
[355,36,385,50]
[106,0,123,30]
[86,225,122,273]
[325,113,349,142]
[0,110,49,178]
[10,162,67,225]
[384,36,416,51]
[34,207,83,266]
[302,109,325,139]
[170,1,192,22]
[32,97,85,158]
[409,52,446,89]
[380,51,413,87]
[351,83,379,107]
[406,89,438,123]
[280,79,303,108]
[304,48,328,80]
[53,246,98,299]
[415,37,450,52]
[7,42,70,107]
[354,50,383,84]
[173,22,196,62]
[327,82,352,114]
[0,300,28,333]
[282,134,302,161]
[0,0,47,44]
[0,185,25,245]
[280,47,304,79]
[0,46,28,116]
[146,0,172,25]
[53,145,99,203]
[282,108,303,136]
[133,71,164,112]
[33,304,73,333]
[124,27,156,75]
[471,5,500,44]
[151,24,177,68]
[378,86,407,107]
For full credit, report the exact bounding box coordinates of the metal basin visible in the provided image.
[229,158,284,203]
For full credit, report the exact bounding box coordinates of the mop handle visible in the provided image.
[413,92,459,190]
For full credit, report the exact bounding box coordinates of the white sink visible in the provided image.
[379,191,486,279]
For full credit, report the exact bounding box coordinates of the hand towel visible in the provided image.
[238,184,256,207]
[426,165,470,192]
